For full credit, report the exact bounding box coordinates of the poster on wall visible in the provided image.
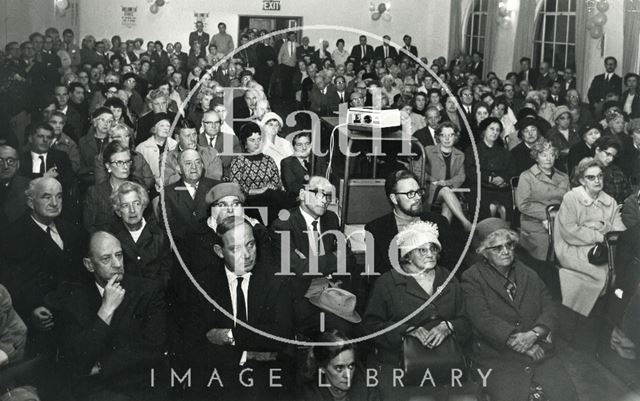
[121,6,137,28]
[194,12,210,29]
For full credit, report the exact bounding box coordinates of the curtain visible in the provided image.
[574,0,588,94]
[623,3,640,75]
[448,0,463,65]
[511,0,539,71]
[482,0,500,76]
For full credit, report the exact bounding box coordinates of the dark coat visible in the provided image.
[188,31,210,53]
[51,277,166,393]
[567,141,595,177]
[399,45,418,59]
[587,73,623,104]
[461,259,578,401]
[162,177,218,240]
[78,134,109,184]
[621,90,640,119]
[509,142,536,178]
[516,69,539,88]
[83,180,117,233]
[110,219,173,287]
[196,132,242,170]
[280,156,310,198]
[364,211,455,276]
[0,175,29,227]
[1,214,86,320]
[350,44,374,64]
[308,86,340,117]
[363,267,471,364]
[18,149,75,191]
[373,45,398,61]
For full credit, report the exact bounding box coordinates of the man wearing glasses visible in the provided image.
[198,110,241,171]
[0,145,30,226]
[365,170,454,280]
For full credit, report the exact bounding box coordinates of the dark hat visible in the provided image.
[602,100,621,113]
[205,182,245,205]
[122,72,138,82]
[152,112,170,127]
[478,116,502,132]
[92,106,113,119]
[516,107,538,121]
[515,115,543,132]
[471,218,510,250]
[578,124,603,138]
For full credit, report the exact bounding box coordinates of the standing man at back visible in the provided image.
[210,22,235,56]
[188,21,210,55]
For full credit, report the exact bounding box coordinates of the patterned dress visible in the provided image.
[228,153,282,192]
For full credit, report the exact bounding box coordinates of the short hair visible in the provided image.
[49,110,67,124]
[238,122,262,147]
[594,136,621,153]
[62,28,74,36]
[25,177,61,199]
[111,181,149,212]
[146,89,168,102]
[628,118,640,132]
[309,330,355,373]
[336,38,344,47]
[104,97,126,110]
[604,56,617,65]
[624,73,640,85]
[435,121,459,139]
[69,82,84,93]
[520,57,531,64]
[529,139,558,160]
[29,122,54,137]
[384,169,419,198]
[108,122,131,139]
[572,157,601,186]
[292,131,311,145]
[102,140,129,164]
[215,216,252,246]
[476,228,519,256]
[218,22,227,29]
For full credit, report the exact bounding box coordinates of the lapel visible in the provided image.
[476,259,520,310]
[174,179,196,209]
[290,208,311,256]
[246,265,269,322]
[511,261,530,310]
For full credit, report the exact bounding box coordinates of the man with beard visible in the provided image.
[365,170,454,280]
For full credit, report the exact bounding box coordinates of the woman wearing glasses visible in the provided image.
[461,227,578,401]
[554,157,625,318]
[364,221,470,401]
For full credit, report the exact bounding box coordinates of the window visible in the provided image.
[465,0,489,55]
[533,0,577,70]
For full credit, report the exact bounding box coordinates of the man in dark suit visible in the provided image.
[469,51,484,79]
[188,21,210,55]
[0,145,29,227]
[182,217,293,398]
[54,84,84,142]
[308,73,340,117]
[197,110,242,171]
[516,57,539,88]
[400,34,418,59]
[562,67,577,93]
[534,61,553,90]
[547,80,566,106]
[621,72,640,120]
[374,35,399,61]
[1,177,86,355]
[296,36,315,61]
[312,40,333,66]
[413,106,442,147]
[587,56,623,114]
[51,231,167,401]
[364,170,455,282]
[350,35,374,66]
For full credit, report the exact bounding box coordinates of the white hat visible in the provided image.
[260,111,283,127]
[397,221,441,258]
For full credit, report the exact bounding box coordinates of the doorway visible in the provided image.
[238,15,303,41]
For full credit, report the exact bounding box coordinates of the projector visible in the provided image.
[346,107,401,132]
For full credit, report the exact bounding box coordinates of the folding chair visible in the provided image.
[510,176,520,230]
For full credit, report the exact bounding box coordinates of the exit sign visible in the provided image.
[263,0,281,10]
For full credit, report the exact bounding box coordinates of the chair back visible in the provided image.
[510,176,520,230]
[545,204,561,264]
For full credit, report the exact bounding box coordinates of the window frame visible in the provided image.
[464,0,489,55]
[533,0,577,70]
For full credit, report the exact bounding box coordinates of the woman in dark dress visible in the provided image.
[567,124,602,178]
[509,116,543,177]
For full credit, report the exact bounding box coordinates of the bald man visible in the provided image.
[1,177,86,355]
[52,231,167,400]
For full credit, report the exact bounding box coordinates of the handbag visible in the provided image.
[587,242,608,265]
[401,316,467,386]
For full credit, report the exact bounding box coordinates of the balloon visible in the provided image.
[596,0,609,12]
[371,12,381,21]
[385,2,391,11]
[590,25,603,39]
[378,2,386,13]
[586,19,595,31]
[58,0,69,10]
[150,3,159,13]
[156,0,165,6]
[369,3,376,11]
[593,12,607,26]
[382,12,392,21]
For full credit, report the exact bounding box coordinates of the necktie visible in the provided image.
[606,74,610,82]
[186,183,197,199]
[384,46,388,59]
[303,159,311,172]
[236,277,247,324]
[47,226,64,250]
[311,220,325,255]
[361,45,365,59]
[38,155,45,175]
[290,42,294,56]
[209,136,215,148]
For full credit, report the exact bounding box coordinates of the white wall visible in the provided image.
[1,0,78,45]
[77,0,451,62]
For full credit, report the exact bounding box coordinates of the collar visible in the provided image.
[224,265,252,282]
[30,214,56,234]
[95,282,105,297]
[127,217,147,235]
[575,185,613,207]
[299,207,319,228]
[31,151,47,160]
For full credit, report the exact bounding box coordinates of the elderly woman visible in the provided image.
[465,117,512,220]
[516,140,570,263]
[546,105,580,173]
[83,141,132,232]
[567,124,602,177]
[364,221,470,401]
[302,330,380,401]
[509,116,542,177]
[187,86,215,132]
[424,122,472,230]
[135,113,178,192]
[260,112,294,172]
[109,181,172,287]
[554,157,626,317]
[461,228,578,401]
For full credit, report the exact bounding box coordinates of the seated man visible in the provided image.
[0,145,30,228]
[110,181,172,288]
[51,231,167,401]
[181,217,293,399]
[2,177,86,356]
[365,170,455,280]
[271,176,358,336]
[163,120,223,186]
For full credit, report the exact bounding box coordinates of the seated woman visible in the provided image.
[546,105,580,173]
[554,157,626,318]
[567,124,602,177]
[424,122,472,230]
[104,96,135,131]
[260,112,294,172]
[364,221,470,401]
[490,98,517,150]
[409,92,427,133]
[515,141,570,287]
[281,132,312,200]
[135,113,178,194]
[461,228,578,401]
[465,117,512,220]
[228,122,290,224]
[187,86,214,132]
[509,116,543,178]
[301,330,380,401]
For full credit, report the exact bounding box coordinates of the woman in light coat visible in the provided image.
[554,157,626,316]
[516,141,570,261]
[135,113,177,192]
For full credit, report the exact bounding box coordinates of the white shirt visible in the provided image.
[128,218,147,243]
[31,151,47,174]
[185,182,198,199]
[31,215,64,250]
[624,93,635,115]
[59,105,69,115]
[223,267,252,324]
[300,207,323,255]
